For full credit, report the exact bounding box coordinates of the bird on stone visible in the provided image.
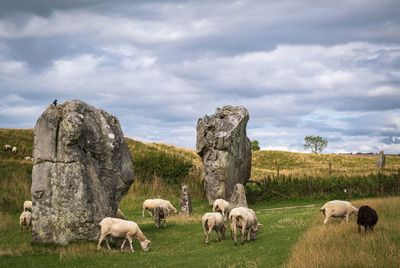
[52,99,58,106]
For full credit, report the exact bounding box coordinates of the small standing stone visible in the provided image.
[229,183,248,208]
[376,151,386,173]
[180,185,192,215]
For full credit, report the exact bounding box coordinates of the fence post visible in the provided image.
[329,161,332,176]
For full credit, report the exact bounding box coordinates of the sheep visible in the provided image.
[116,208,127,220]
[320,200,359,224]
[229,207,262,245]
[19,211,32,232]
[23,200,32,212]
[4,144,12,151]
[98,217,151,252]
[142,198,177,217]
[212,198,230,220]
[153,202,169,228]
[12,146,17,154]
[357,205,378,233]
[201,212,226,244]
[24,156,32,161]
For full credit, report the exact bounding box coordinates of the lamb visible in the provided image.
[357,205,378,233]
[153,202,169,228]
[229,207,262,245]
[142,198,177,217]
[19,211,32,232]
[4,144,12,151]
[201,212,226,244]
[320,200,359,224]
[23,200,32,212]
[212,198,230,219]
[12,146,17,154]
[98,217,151,252]
[116,208,127,220]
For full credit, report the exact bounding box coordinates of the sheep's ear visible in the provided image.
[258,223,263,228]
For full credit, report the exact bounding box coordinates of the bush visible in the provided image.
[246,173,400,203]
[133,150,193,184]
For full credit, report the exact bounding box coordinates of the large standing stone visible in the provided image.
[196,105,251,204]
[31,100,134,245]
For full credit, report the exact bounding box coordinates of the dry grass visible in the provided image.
[252,150,400,179]
[286,197,400,268]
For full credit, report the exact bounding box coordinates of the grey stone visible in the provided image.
[180,185,192,215]
[229,183,248,208]
[196,105,251,204]
[31,100,134,245]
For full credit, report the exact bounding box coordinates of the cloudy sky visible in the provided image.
[1,0,400,153]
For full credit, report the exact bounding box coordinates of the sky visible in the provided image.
[0,0,400,153]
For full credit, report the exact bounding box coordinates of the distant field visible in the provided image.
[252,150,400,179]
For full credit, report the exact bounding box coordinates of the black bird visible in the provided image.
[52,99,58,106]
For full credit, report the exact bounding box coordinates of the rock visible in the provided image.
[196,105,251,204]
[229,183,248,208]
[180,185,192,215]
[31,100,134,245]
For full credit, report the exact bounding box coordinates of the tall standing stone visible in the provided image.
[196,105,251,204]
[31,100,134,245]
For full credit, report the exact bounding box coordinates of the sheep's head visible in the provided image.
[140,239,151,251]
[352,206,359,216]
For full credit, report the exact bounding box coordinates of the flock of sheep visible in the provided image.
[3,144,33,161]
[18,198,378,252]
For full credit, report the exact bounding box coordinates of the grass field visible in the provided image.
[1,128,400,267]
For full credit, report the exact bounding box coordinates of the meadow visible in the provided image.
[0,128,399,267]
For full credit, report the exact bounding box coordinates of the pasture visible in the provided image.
[1,128,399,267]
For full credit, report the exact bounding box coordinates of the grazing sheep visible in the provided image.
[212,199,230,220]
[153,202,169,228]
[19,211,32,232]
[229,207,262,245]
[116,208,127,220]
[201,212,226,244]
[142,198,177,217]
[23,200,32,212]
[98,217,151,252]
[357,205,378,233]
[12,146,17,154]
[320,200,359,224]
[4,144,12,151]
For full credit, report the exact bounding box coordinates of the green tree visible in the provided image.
[304,135,328,154]
[251,140,261,151]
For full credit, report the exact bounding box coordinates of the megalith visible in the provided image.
[180,185,192,216]
[196,105,251,204]
[31,100,134,244]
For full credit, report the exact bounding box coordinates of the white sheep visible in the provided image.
[23,200,32,212]
[142,198,177,217]
[98,217,151,252]
[229,207,262,245]
[19,211,32,232]
[320,200,359,224]
[116,208,127,220]
[12,146,17,154]
[4,144,12,151]
[153,202,169,228]
[212,198,230,220]
[201,212,226,244]
[24,156,32,161]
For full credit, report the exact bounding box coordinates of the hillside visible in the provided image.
[252,150,400,179]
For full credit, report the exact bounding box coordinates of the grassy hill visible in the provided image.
[252,150,400,179]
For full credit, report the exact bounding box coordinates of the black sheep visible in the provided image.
[357,205,378,233]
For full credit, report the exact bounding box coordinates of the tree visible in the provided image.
[251,140,260,151]
[304,135,328,154]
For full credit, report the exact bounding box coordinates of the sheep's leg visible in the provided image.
[105,237,111,250]
[323,212,330,224]
[233,224,237,245]
[205,227,212,244]
[142,208,145,217]
[127,237,134,252]
[241,225,246,245]
[345,214,349,223]
[97,234,106,250]
[247,228,251,241]
[221,226,226,240]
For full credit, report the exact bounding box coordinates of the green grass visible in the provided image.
[0,199,316,267]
